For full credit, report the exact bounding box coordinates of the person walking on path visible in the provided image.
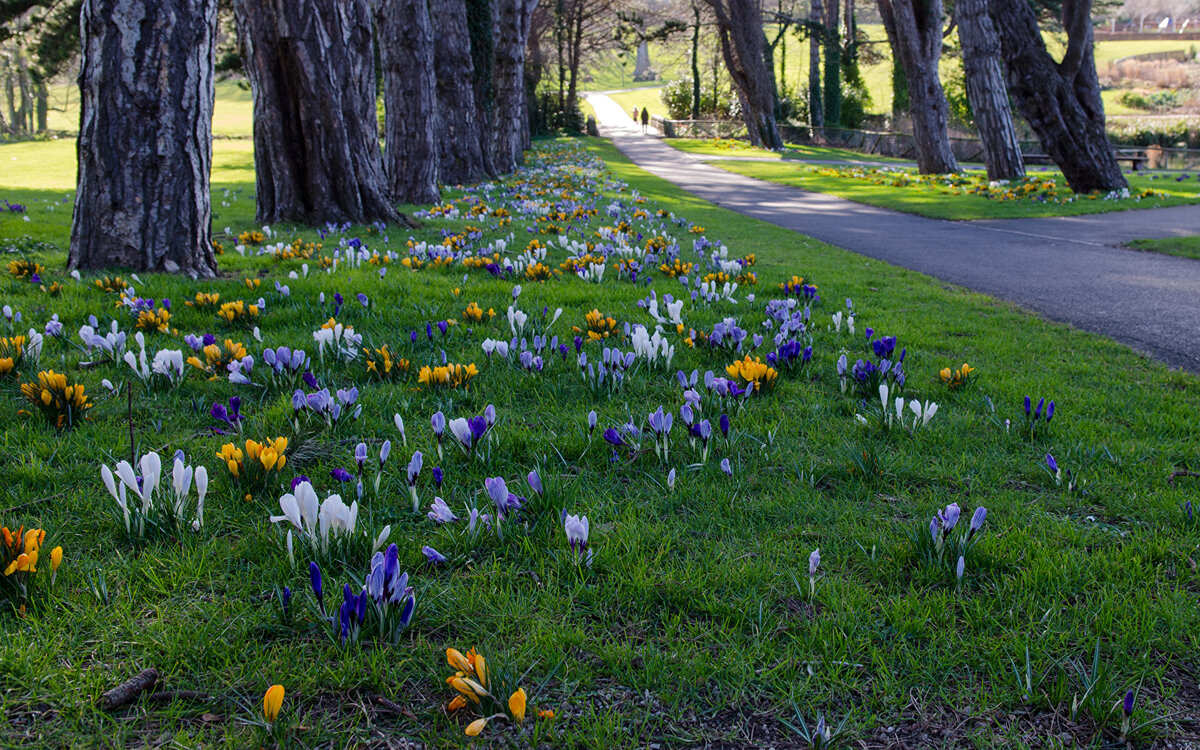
[641,107,650,133]
[631,107,639,125]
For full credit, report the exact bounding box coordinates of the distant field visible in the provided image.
[42,79,254,138]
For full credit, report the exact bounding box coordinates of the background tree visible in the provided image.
[878,0,959,173]
[375,0,439,204]
[823,0,840,125]
[70,0,219,277]
[234,0,396,225]
[808,0,824,127]
[490,0,539,172]
[704,0,784,148]
[956,0,1024,180]
[989,0,1127,192]
[432,0,489,184]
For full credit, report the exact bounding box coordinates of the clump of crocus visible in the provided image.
[911,503,989,579]
[308,546,414,646]
[1,525,63,613]
[462,302,494,324]
[19,370,92,429]
[939,363,975,389]
[363,345,410,380]
[574,309,618,341]
[725,355,778,392]
[186,337,248,379]
[93,275,128,295]
[185,291,221,310]
[217,437,288,499]
[216,299,261,327]
[1020,395,1055,438]
[445,648,553,736]
[101,450,208,538]
[7,259,43,280]
[1043,454,1082,493]
[0,332,40,376]
[134,306,172,334]
[271,481,389,566]
[418,362,479,389]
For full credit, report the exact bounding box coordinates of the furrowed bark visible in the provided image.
[489,0,538,174]
[375,0,440,204]
[706,0,783,149]
[234,0,396,224]
[70,0,218,277]
[431,0,488,185]
[956,0,1024,180]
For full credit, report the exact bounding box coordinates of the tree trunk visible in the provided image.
[375,0,439,205]
[809,0,824,128]
[691,3,702,119]
[877,0,958,173]
[823,0,840,126]
[466,0,496,176]
[234,0,396,225]
[70,0,218,277]
[988,0,1126,193]
[431,0,488,185]
[34,80,47,132]
[706,0,783,149]
[490,0,537,173]
[957,0,1024,180]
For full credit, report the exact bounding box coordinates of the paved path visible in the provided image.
[585,93,1200,371]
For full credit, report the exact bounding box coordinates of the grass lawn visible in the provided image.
[1127,235,1200,260]
[603,87,668,121]
[690,155,1200,220]
[665,137,910,164]
[1,135,1199,747]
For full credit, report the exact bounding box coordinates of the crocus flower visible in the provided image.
[263,685,284,723]
[940,503,961,531]
[956,556,965,580]
[563,513,590,564]
[808,548,820,578]
[667,467,676,492]
[1123,690,1134,717]
[355,442,368,474]
[587,410,597,433]
[431,411,445,457]
[310,561,324,612]
[406,451,424,513]
[720,458,732,476]
[432,466,444,488]
[331,467,354,483]
[428,496,458,523]
[527,469,543,497]
[602,428,625,447]
[1046,454,1058,473]
[422,545,447,565]
[969,506,987,534]
[719,414,730,438]
[394,413,407,445]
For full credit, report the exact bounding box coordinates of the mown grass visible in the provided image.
[687,153,1200,220]
[1127,235,1200,260]
[1,136,1198,747]
[665,137,908,164]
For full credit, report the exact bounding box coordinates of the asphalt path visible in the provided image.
[585,92,1200,371]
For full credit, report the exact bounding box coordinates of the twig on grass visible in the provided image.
[100,668,160,711]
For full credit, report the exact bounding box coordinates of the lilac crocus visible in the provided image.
[808,548,820,577]
[432,466,444,488]
[428,496,458,524]
[587,410,597,433]
[431,411,445,457]
[969,506,987,534]
[355,442,368,473]
[940,503,961,531]
[1046,454,1058,473]
[956,556,965,580]
[310,561,324,614]
[422,546,447,565]
[603,428,625,447]
[406,451,424,512]
[527,469,543,497]
[330,467,354,482]
[720,458,733,476]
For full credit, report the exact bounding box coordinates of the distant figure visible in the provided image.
[640,107,649,133]
[631,107,639,124]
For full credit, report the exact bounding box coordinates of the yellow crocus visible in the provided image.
[262,684,284,722]
[474,655,487,688]
[508,688,526,723]
[447,648,472,673]
[464,718,487,736]
[50,546,63,573]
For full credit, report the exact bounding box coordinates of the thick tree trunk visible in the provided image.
[70,0,218,277]
[706,0,783,149]
[877,0,958,173]
[432,0,488,185]
[466,0,497,176]
[808,0,823,128]
[375,0,439,204]
[490,0,537,173]
[234,0,396,225]
[988,0,1126,193]
[691,3,702,119]
[823,0,840,126]
[957,0,1024,180]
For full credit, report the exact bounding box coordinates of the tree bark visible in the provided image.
[705,0,783,149]
[691,2,702,119]
[823,0,841,126]
[808,0,823,128]
[877,0,958,173]
[466,0,496,176]
[375,0,439,205]
[489,0,537,174]
[234,0,396,225]
[70,0,218,277]
[431,0,488,185]
[956,0,1024,180]
[988,0,1126,193]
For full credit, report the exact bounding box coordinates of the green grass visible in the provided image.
[695,156,1200,220]
[40,79,254,138]
[1126,234,1200,259]
[604,87,669,121]
[665,136,909,164]
[1,136,1199,747]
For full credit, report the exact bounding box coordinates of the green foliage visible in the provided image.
[660,76,735,119]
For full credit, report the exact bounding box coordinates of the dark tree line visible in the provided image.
[57,0,539,274]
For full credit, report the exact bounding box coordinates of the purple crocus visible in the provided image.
[969,506,987,534]
[719,414,730,438]
[527,469,543,497]
[940,503,961,530]
[355,442,368,474]
[290,475,311,491]
[331,467,354,482]
[432,466,444,488]
[309,561,324,614]
[422,545,447,565]
[602,428,625,447]
[1046,454,1058,473]
[720,458,733,476]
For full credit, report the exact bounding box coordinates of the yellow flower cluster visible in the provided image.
[7,259,43,280]
[135,308,172,333]
[93,276,127,294]
[778,275,808,294]
[462,302,494,324]
[940,363,975,389]
[725,356,778,391]
[218,437,288,482]
[400,256,424,270]
[462,254,500,270]
[0,335,28,376]
[703,271,732,285]
[575,309,618,341]
[186,338,248,378]
[418,363,479,389]
[689,225,706,234]
[40,281,61,296]
[244,278,261,291]
[658,258,693,277]
[2,525,63,613]
[364,345,410,380]
[217,300,260,326]
[445,648,551,736]
[644,235,669,253]
[238,230,265,245]
[186,291,221,310]
[366,251,390,266]
[560,253,607,273]
[524,262,553,281]
[267,238,318,260]
[19,370,92,428]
